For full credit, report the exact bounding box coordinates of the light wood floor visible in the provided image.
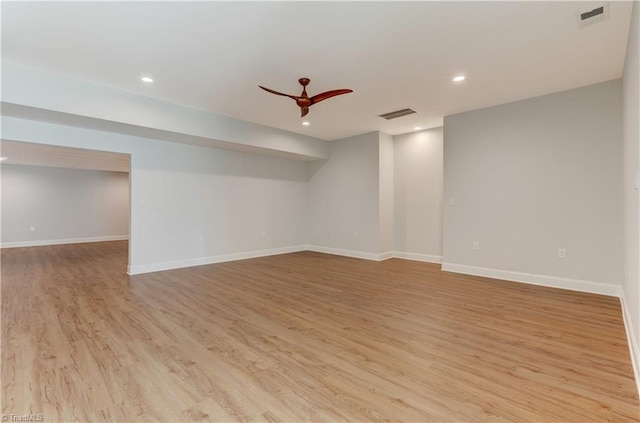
[1,241,638,422]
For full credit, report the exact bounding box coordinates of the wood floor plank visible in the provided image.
[1,241,638,422]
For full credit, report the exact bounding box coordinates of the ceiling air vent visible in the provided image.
[577,4,608,27]
[378,108,417,120]
[581,6,604,20]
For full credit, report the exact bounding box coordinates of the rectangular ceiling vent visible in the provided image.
[577,4,608,27]
[378,108,417,120]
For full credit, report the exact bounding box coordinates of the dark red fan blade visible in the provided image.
[310,89,353,105]
[258,85,298,100]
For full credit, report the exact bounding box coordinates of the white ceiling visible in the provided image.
[1,1,633,141]
[0,140,130,173]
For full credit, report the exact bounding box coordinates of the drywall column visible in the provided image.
[379,132,394,256]
[393,127,443,262]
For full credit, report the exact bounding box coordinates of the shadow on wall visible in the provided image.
[307,159,328,179]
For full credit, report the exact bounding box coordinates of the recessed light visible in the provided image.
[140,76,154,83]
[453,75,466,83]
[0,157,7,161]
[302,121,310,126]
[414,126,422,130]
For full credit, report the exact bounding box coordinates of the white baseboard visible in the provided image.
[379,251,395,260]
[1,235,129,249]
[304,247,441,263]
[393,251,442,264]
[441,262,621,297]
[128,245,432,275]
[620,288,640,397]
[304,245,387,261]
[127,245,307,275]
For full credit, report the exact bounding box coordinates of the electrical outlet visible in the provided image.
[558,248,567,259]
[261,231,267,238]
[30,226,36,232]
[473,241,480,250]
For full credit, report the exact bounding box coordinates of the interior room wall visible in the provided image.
[1,164,129,246]
[131,139,308,273]
[622,0,640,390]
[442,80,623,294]
[1,118,309,274]
[393,127,443,262]
[306,132,382,258]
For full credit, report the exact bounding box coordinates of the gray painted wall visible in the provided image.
[131,138,308,269]
[307,132,381,254]
[1,119,308,273]
[1,164,129,245]
[443,80,623,286]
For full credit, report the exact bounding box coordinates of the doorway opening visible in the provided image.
[0,140,132,273]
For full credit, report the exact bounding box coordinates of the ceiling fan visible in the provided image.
[259,78,353,118]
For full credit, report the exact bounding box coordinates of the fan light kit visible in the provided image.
[259,78,353,117]
[453,75,466,83]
